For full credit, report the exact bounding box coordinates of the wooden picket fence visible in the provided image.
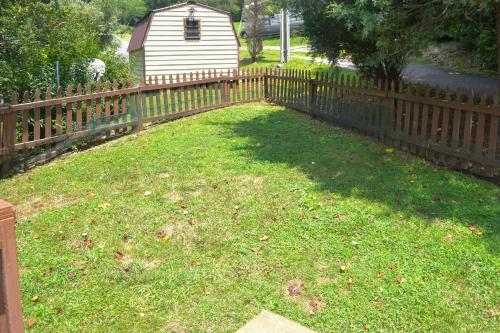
[0,69,264,176]
[267,68,500,178]
[0,67,499,178]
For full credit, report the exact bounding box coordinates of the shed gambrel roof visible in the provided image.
[127,1,240,52]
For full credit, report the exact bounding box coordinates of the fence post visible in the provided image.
[135,79,145,132]
[264,68,269,100]
[0,97,16,178]
[0,199,24,333]
[308,72,317,113]
[223,75,230,106]
[383,80,396,143]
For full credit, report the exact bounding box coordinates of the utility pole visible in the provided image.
[280,8,290,63]
[56,61,60,88]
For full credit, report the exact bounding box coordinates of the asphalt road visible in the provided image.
[402,64,498,99]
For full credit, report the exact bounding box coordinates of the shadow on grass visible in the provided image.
[215,107,500,254]
[239,56,278,67]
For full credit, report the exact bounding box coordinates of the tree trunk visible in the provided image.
[496,4,500,85]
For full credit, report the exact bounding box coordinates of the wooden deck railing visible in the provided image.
[0,67,498,178]
[0,200,23,333]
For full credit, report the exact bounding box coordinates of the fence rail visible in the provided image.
[1,67,499,178]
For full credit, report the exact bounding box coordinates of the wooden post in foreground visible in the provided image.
[0,200,24,333]
[0,97,16,178]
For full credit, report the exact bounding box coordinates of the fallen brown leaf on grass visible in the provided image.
[388,263,396,269]
[443,235,453,243]
[485,308,500,318]
[259,236,269,242]
[31,295,39,302]
[156,226,174,238]
[395,276,406,284]
[305,298,325,313]
[99,202,111,210]
[339,265,347,273]
[67,272,76,279]
[115,251,125,261]
[33,198,44,209]
[251,247,261,254]
[83,239,93,247]
[27,318,36,328]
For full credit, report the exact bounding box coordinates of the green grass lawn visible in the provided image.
[1,103,498,332]
[239,49,350,75]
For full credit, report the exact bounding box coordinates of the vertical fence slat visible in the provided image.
[189,72,195,110]
[201,71,207,107]
[76,84,83,131]
[430,85,440,143]
[45,87,52,139]
[21,91,30,142]
[34,89,41,140]
[154,76,162,117]
[85,83,92,129]
[176,74,182,113]
[162,75,169,114]
[439,87,451,152]
[55,86,63,136]
[104,82,112,124]
[113,80,120,122]
[462,89,474,154]
[169,74,176,113]
[450,89,462,151]
[66,85,73,134]
[474,93,487,158]
[420,86,430,143]
[182,73,188,111]
[95,82,102,125]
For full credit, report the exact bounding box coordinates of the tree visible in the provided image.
[292,0,433,82]
[292,0,500,83]
[0,1,131,97]
[435,0,499,82]
[244,0,265,63]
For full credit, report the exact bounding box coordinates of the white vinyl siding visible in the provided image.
[143,4,238,77]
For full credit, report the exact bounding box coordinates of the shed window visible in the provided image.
[184,18,200,40]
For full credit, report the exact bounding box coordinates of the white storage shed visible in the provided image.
[128,1,240,80]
